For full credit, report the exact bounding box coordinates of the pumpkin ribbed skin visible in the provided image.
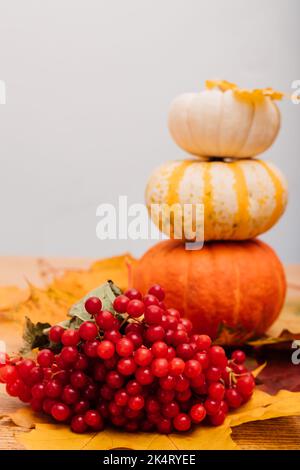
[168,90,280,158]
[146,159,288,241]
[131,239,286,341]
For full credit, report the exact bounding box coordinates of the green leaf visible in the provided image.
[20,317,51,354]
[69,280,122,323]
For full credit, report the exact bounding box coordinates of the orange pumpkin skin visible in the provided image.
[131,239,286,342]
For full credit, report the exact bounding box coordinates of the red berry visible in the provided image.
[74,400,89,414]
[74,353,89,370]
[151,358,169,377]
[210,410,226,426]
[45,380,62,398]
[124,381,141,398]
[83,383,97,401]
[27,366,43,385]
[84,410,103,430]
[116,338,134,357]
[97,340,115,360]
[151,341,168,358]
[206,366,222,382]
[143,294,160,307]
[134,347,153,366]
[83,340,99,358]
[176,343,194,360]
[158,388,175,403]
[70,371,88,389]
[184,360,202,379]
[208,382,225,401]
[126,332,143,348]
[190,404,206,423]
[61,329,80,347]
[166,308,181,320]
[148,284,165,301]
[169,357,185,376]
[194,351,210,370]
[62,385,79,404]
[144,305,163,325]
[204,398,221,416]
[236,374,255,398]
[31,383,45,400]
[60,346,79,364]
[173,413,191,432]
[145,325,165,343]
[71,414,87,433]
[157,418,172,434]
[16,359,35,380]
[117,358,136,376]
[49,325,64,343]
[113,295,129,313]
[195,334,212,351]
[114,389,129,406]
[79,321,98,341]
[51,402,70,422]
[135,367,154,385]
[37,349,54,368]
[127,299,145,318]
[106,370,124,389]
[128,395,144,411]
[209,346,227,368]
[163,401,180,418]
[95,310,119,330]
[225,388,243,408]
[84,296,102,315]
[145,397,160,414]
[232,350,246,364]
[175,376,189,392]
[180,318,193,333]
[124,288,142,300]
[172,329,188,345]
[0,365,18,384]
[159,375,177,390]
[104,329,122,344]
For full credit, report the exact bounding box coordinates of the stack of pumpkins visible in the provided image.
[132,81,288,344]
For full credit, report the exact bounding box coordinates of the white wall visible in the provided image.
[0,0,299,262]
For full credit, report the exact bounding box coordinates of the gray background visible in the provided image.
[0,0,299,263]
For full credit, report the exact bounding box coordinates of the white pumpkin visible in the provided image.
[145,159,288,241]
[168,81,283,159]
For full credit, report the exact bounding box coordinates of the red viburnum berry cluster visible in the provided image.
[0,284,255,434]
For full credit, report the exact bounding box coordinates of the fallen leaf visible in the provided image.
[14,389,300,450]
[255,357,300,394]
[3,407,50,429]
[228,390,300,427]
[0,254,133,355]
[0,286,28,311]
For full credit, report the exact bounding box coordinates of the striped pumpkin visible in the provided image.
[131,239,286,342]
[145,159,288,241]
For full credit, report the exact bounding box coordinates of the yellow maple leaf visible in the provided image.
[8,389,300,451]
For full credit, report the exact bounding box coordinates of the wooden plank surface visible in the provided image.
[0,257,300,450]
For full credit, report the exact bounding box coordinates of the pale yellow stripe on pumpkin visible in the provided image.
[231,162,250,239]
[259,161,285,231]
[202,162,214,238]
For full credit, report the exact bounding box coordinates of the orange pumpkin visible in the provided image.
[130,239,286,343]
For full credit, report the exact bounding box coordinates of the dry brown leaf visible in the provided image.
[14,389,300,450]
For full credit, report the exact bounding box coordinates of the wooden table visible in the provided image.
[0,257,300,450]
